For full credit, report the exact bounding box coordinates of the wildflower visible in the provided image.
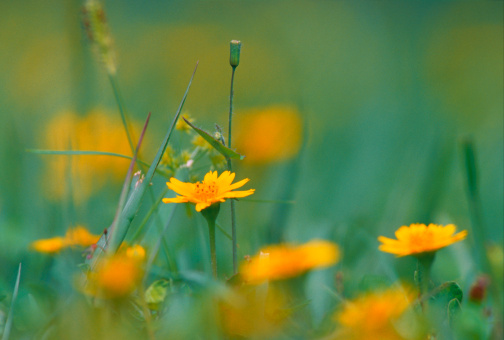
[241,240,339,284]
[175,113,194,132]
[234,106,303,164]
[84,245,146,299]
[30,226,100,254]
[30,237,67,254]
[162,171,254,212]
[333,286,416,340]
[65,226,100,247]
[378,223,467,257]
[42,109,139,203]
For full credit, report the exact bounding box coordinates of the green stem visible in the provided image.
[208,218,217,278]
[108,73,135,153]
[228,66,238,274]
[416,253,435,311]
[228,67,236,148]
[201,204,221,279]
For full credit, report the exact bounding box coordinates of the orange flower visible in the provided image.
[162,171,255,212]
[30,226,100,254]
[83,245,146,299]
[334,286,417,340]
[240,240,339,284]
[30,237,67,254]
[378,223,467,257]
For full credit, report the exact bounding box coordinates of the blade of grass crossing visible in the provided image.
[107,62,199,253]
[2,263,22,340]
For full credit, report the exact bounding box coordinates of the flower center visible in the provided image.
[194,181,218,200]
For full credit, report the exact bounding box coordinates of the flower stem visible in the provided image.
[228,66,238,274]
[416,253,435,310]
[208,218,217,278]
[201,204,221,278]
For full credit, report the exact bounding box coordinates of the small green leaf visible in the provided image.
[431,281,463,305]
[145,279,170,310]
[448,297,462,325]
[183,117,244,160]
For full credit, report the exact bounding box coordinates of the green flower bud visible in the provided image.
[229,40,242,67]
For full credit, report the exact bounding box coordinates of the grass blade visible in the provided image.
[107,62,199,253]
[2,263,22,340]
[183,117,244,160]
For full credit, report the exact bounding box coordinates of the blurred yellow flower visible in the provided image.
[30,237,67,254]
[175,113,194,132]
[84,245,146,299]
[333,286,416,340]
[378,223,467,257]
[234,106,303,164]
[219,285,289,338]
[30,226,100,254]
[240,240,339,284]
[65,226,101,247]
[42,109,139,203]
[162,170,255,212]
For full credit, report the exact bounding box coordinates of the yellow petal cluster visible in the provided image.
[84,245,146,299]
[378,223,467,257]
[30,226,100,254]
[163,171,255,212]
[175,113,194,132]
[334,286,416,340]
[42,109,139,203]
[240,240,339,284]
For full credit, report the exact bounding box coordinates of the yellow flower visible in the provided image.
[162,171,255,212]
[240,240,340,284]
[30,226,100,254]
[30,237,67,254]
[378,223,468,257]
[65,226,100,247]
[83,245,146,299]
[42,109,139,203]
[334,286,416,340]
[234,106,303,164]
[175,113,194,132]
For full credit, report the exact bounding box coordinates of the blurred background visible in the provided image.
[0,0,502,334]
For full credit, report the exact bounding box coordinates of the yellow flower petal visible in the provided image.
[378,223,467,257]
[163,171,254,211]
[241,240,340,284]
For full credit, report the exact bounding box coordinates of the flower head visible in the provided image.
[30,237,67,254]
[378,223,467,257]
[30,226,100,254]
[240,240,340,284]
[334,286,416,340]
[83,245,146,299]
[162,171,255,212]
[175,113,194,132]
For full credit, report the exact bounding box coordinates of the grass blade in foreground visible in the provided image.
[106,62,199,253]
[2,263,22,340]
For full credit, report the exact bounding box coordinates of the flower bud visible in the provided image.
[229,40,242,67]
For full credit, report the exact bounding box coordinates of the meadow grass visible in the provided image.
[1,1,503,339]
